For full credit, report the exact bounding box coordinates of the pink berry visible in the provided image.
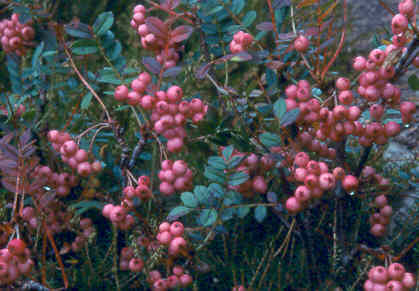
[179,274,193,286]
[369,266,389,284]
[169,237,187,255]
[170,221,184,237]
[129,258,144,272]
[110,206,126,223]
[342,175,358,192]
[399,0,415,17]
[294,35,309,52]
[295,152,309,168]
[353,56,366,71]
[159,182,175,196]
[159,222,171,232]
[167,85,183,103]
[318,173,336,190]
[8,239,26,256]
[285,196,302,214]
[294,186,311,202]
[336,77,350,91]
[391,14,409,34]
[401,272,416,288]
[388,263,405,281]
[102,204,114,218]
[114,85,129,101]
[172,265,184,276]
[252,176,267,193]
[77,162,92,177]
[386,280,404,291]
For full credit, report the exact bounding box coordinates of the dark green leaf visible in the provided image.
[242,11,257,27]
[208,156,227,170]
[222,145,234,160]
[254,205,267,222]
[204,167,226,184]
[167,206,192,220]
[181,192,198,208]
[199,209,217,226]
[237,206,250,218]
[231,0,245,14]
[259,132,281,148]
[229,171,249,186]
[273,98,287,119]
[280,108,300,126]
[81,92,93,110]
[71,39,99,55]
[93,12,114,36]
[408,74,419,91]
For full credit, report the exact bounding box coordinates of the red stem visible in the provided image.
[320,0,347,82]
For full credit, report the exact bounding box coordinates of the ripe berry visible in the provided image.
[8,239,26,256]
[170,221,184,237]
[129,258,144,272]
[388,263,405,281]
[294,35,309,52]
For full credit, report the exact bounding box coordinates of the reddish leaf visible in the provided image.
[195,63,212,79]
[0,159,17,171]
[143,57,162,74]
[145,17,168,39]
[256,22,274,31]
[161,0,180,9]
[170,25,194,43]
[0,143,18,160]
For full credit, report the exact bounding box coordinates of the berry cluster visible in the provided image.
[364,263,416,290]
[156,221,187,256]
[102,203,135,230]
[0,13,35,56]
[220,148,273,198]
[123,175,153,203]
[20,207,38,230]
[71,218,96,252]
[114,72,152,105]
[47,130,102,177]
[293,35,309,52]
[147,266,193,291]
[229,30,253,53]
[150,88,208,153]
[119,247,144,273]
[34,166,79,197]
[369,194,393,238]
[130,4,184,69]
[286,152,337,214]
[115,83,208,153]
[158,160,193,196]
[0,239,33,285]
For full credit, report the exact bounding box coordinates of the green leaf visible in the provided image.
[81,92,93,110]
[231,0,245,14]
[259,132,281,148]
[242,11,257,27]
[229,171,249,186]
[93,12,114,36]
[71,39,98,55]
[204,167,226,184]
[408,74,419,91]
[167,206,192,220]
[199,209,217,226]
[237,206,250,218]
[280,108,300,126]
[181,192,198,208]
[254,205,267,222]
[32,42,44,69]
[208,183,224,198]
[195,186,210,205]
[222,145,234,160]
[208,156,227,170]
[273,98,287,119]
